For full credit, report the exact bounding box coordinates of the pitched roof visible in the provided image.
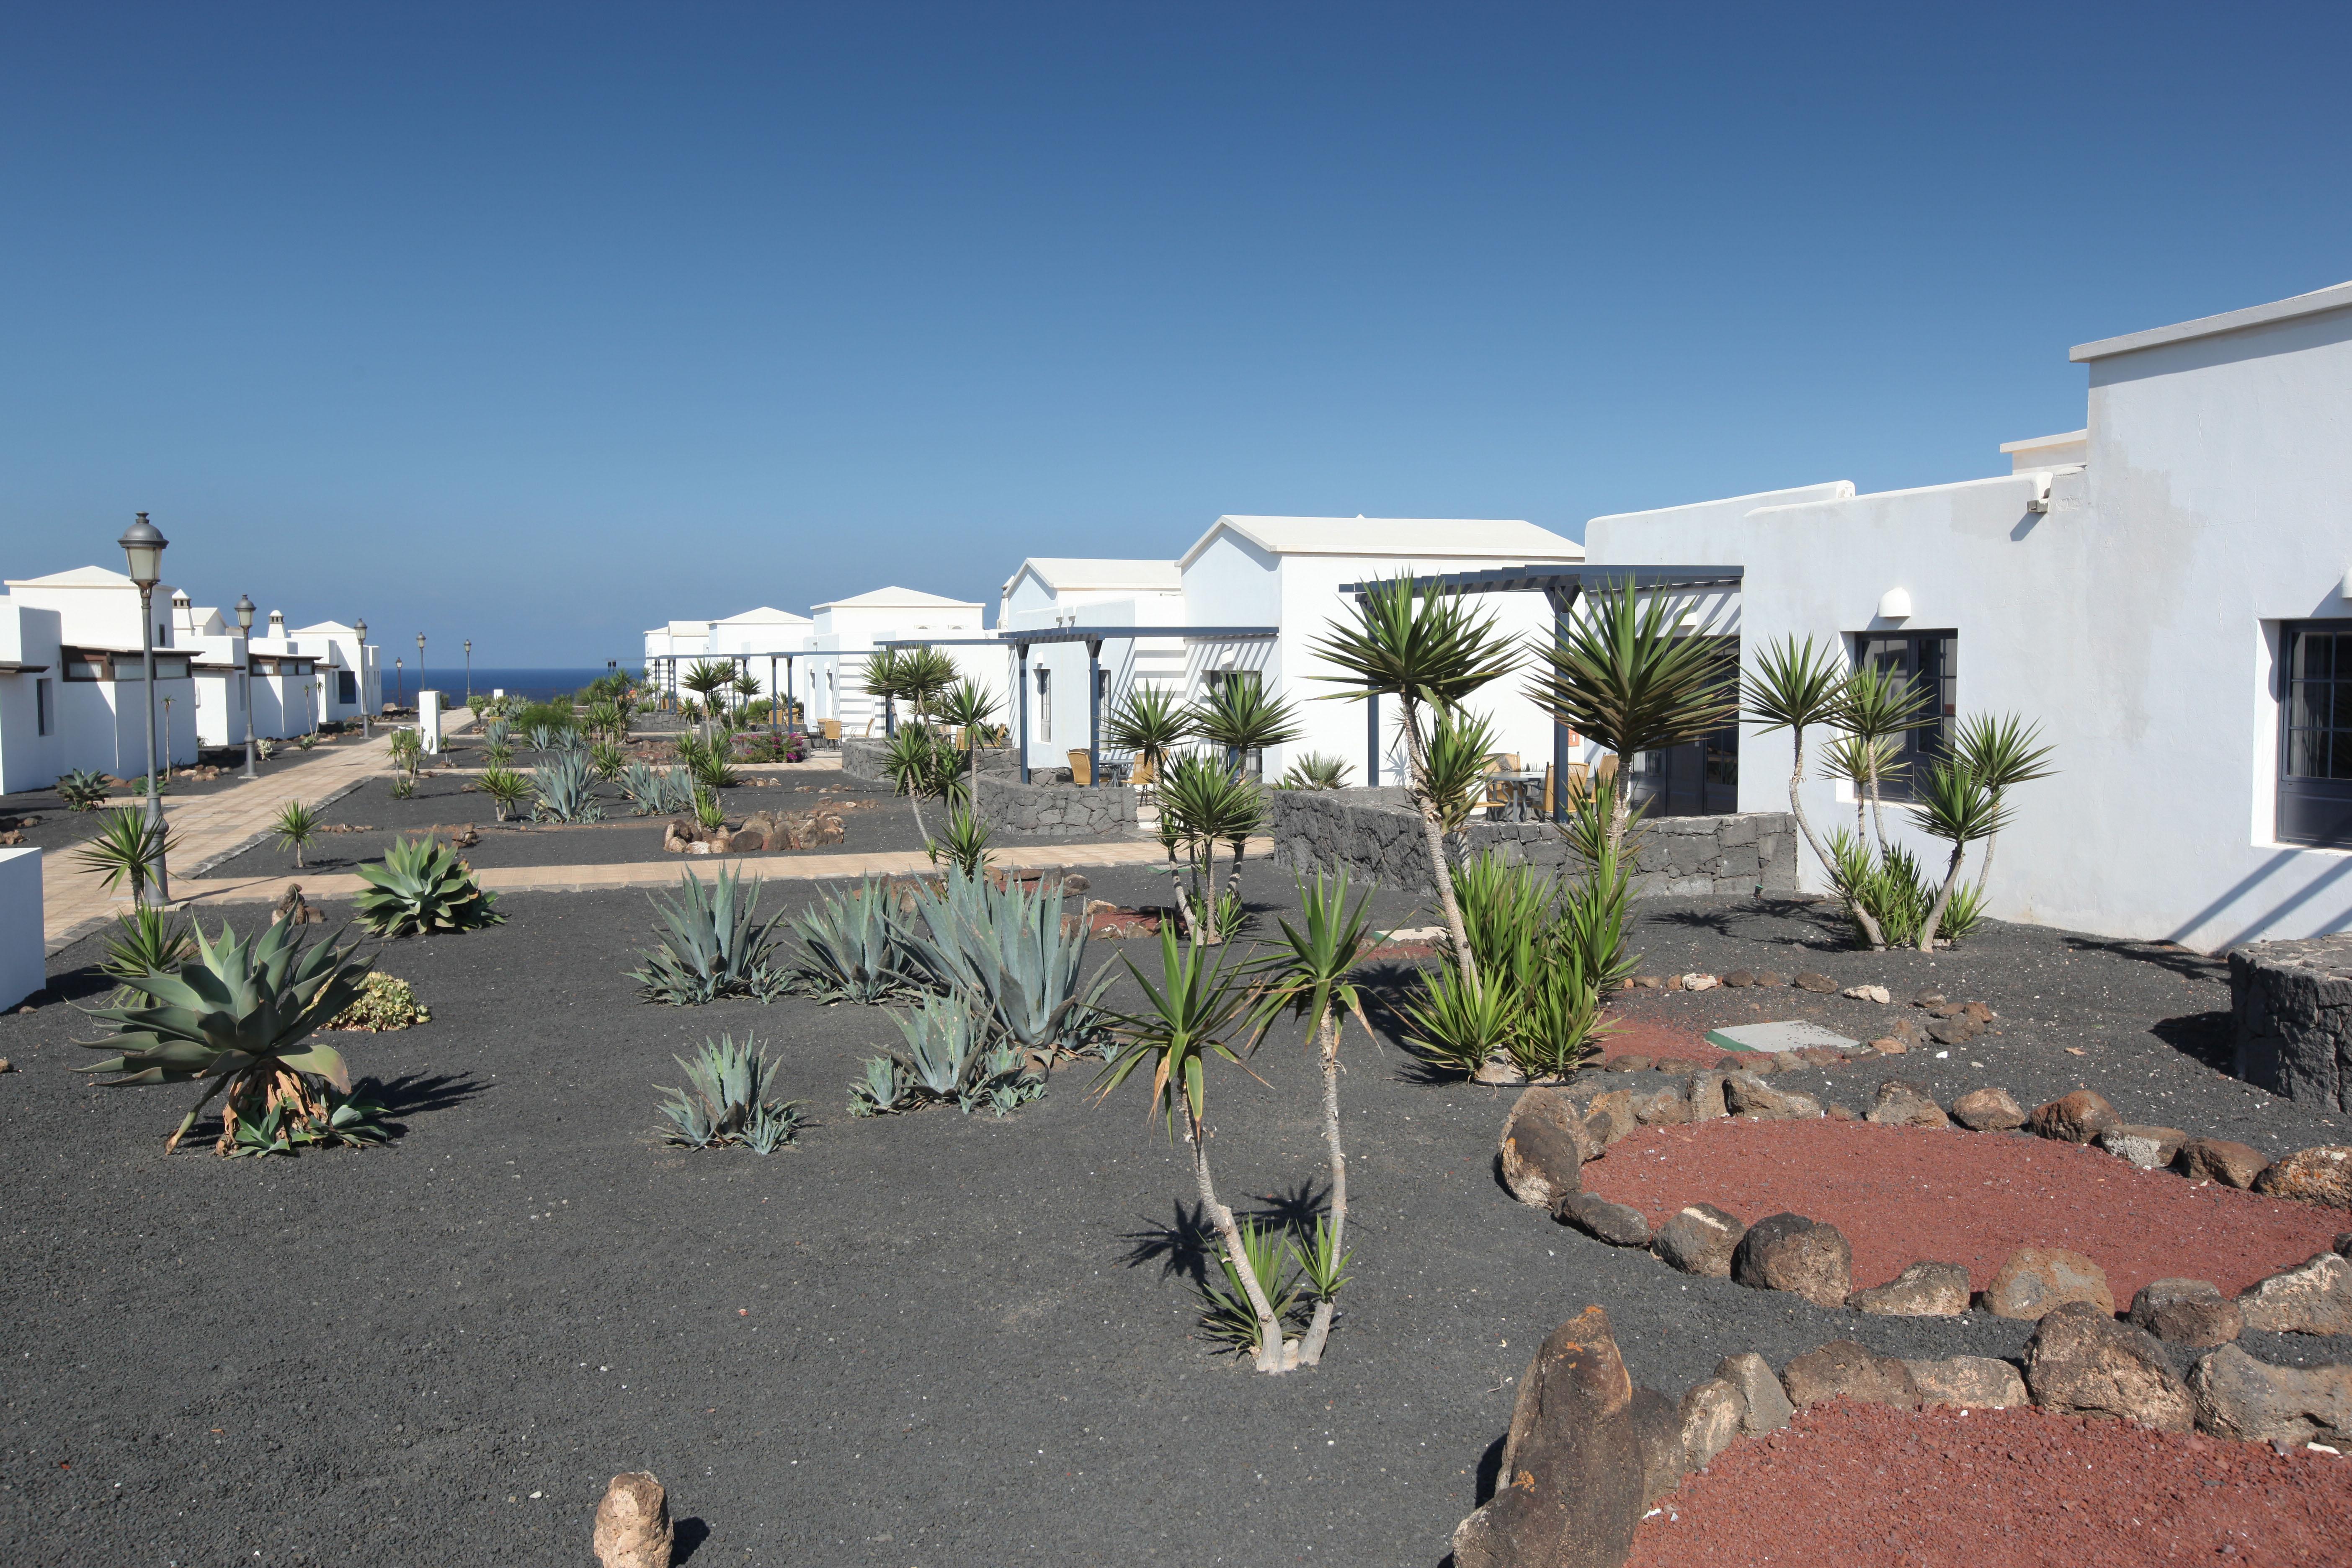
[1003,558,1183,595]
[812,585,983,611]
[5,564,136,589]
[714,606,814,625]
[1178,516,1583,570]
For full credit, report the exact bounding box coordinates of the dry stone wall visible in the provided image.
[841,738,1020,785]
[2229,936,2352,1112]
[1267,787,1798,899]
[970,776,1136,841]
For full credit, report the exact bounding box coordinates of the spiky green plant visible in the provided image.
[75,808,179,906]
[859,647,908,730]
[848,1054,911,1117]
[895,647,959,723]
[1420,708,1501,834]
[1155,751,1264,943]
[620,761,695,816]
[687,744,740,790]
[478,765,534,822]
[632,866,790,1004]
[655,1033,806,1151]
[1742,635,1852,891]
[681,661,735,735]
[353,836,504,936]
[1189,678,1302,772]
[481,738,516,770]
[1105,684,1189,790]
[1527,580,1736,861]
[1274,752,1352,791]
[1311,574,1521,990]
[1834,661,1937,846]
[1248,868,1376,1365]
[900,867,1112,1057]
[1201,1215,1303,1355]
[936,678,1001,766]
[1399,964,1519,1077]
[788,880,919,1003]
[869,990,1044,1117]
[1949,713,2055,894]
[389,776,418,799]
[57,769,112,811]
[532,751,605,823]
[78,918,376,1153]
[883,723,967,847]
[587,739,627,781]
[929,800,995,878]
[99,905,196,993]
[1909,757,2011,951]
[273,800,320,867]
[1096,927,1291,1372]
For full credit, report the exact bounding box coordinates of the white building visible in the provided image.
[1585,277,2352,951]
[704,606,816,719]
[999,559,1186,763]
[2,566,199,779]
[804,587,996,738]
[642,619,713,704]
[285,620,380,725]
[0,593,65,794]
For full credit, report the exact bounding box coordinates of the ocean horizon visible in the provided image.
[391,666,629,705]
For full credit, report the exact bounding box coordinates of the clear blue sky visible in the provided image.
[4,3,2347,664]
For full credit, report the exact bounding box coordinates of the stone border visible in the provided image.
[1498,1075,2352,1338]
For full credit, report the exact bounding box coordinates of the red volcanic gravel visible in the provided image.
[1581,1119,2346,1299]
[1626,1400,2352,1568]
[1597,1015,1719,1065]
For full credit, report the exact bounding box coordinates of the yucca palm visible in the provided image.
[1310,575,1520,988]
[1104,684,1189,790]
[1189,678,1303,774]
[1526,581,1736,861]
[75,808,180,907]
[1835,661,1936,847]
[1950,713,2056,893]
[1910,758,2012,951]
[1741,634,1850,886]
[681,661,735,739]
[882,723,968,847]
[896,647,959,724]
[273,800,320,867]
[1249,870,1377,1366]
[1157,750,1264,942]
[1097,927,1292,1373]
[1419,708,1501,835]
[936,678,1001,765]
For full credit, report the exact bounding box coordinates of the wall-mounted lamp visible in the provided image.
[2025,474,2053,513]
[1877,588,1914,621]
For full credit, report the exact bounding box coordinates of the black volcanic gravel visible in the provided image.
[2,882,2346,1567]
[1,738,356,858]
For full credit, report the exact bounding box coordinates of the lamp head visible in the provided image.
[118,512,168,588]
[234,593,256,632]
[354,617,367,642]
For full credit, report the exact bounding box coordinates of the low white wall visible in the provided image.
[0,848,43,1008]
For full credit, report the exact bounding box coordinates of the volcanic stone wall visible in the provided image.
[841,738,1020,784]
[970,776,1137,841]
[1268,786,1799,899]
[2228,935,2352,1112]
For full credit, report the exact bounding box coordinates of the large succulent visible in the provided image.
[655,1033,805,1152]
[531,750,604,823]
[80,918,375,1153]
[900,867,1110,1056]
[632,865,791,1004]
[787,879,919,1003]
[353,836,505,936]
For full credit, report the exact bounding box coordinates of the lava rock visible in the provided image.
[1926,1015,1983,1046]
[1629,1086,1691,1127]
[2174,1137,2271,1189]
[1950,1086,2027,1131]
[2023,1301,2194,1431]
[2252,1145,2352,1207]
[1793,972,1838,993]
[1582,1089,1638,1152]
[1846,1261,1970,1317]
[1652,1204,1746,1279]
[1826,1103,1857,1122]
[1723,1073,1824,1122]
[2098,1123,2189,1171]
[1910,990,1946,1008]
[1629,1386,1686,1505]
[1754,970,1786,988]
[2128,1279,2244,1347]
[1557,1192,1653,1248]
[1779,1341,1921,1411]
[1982,1246,2115,1320]
[1841,984,1891,1004]
[1868,1037,1908,1055]
[1731,1213,1853,1308]
[1866,1080,1951,1129]
[1498,1088,1593,1211]
[1680,973,1719,992]
[593,1472,674,1568]
[1686,1071,1728,1122]
[2235,1251,2352,1336]
[1451,1306,1648,1568]
[1905,1356,2028,1410]
[2187,1344,2352,1444]
[2025,1089,2120,1144]
[1604,1054,1651,1073]
[1722,970,1757,989]
[1676,1378,1744,1470]
[1714,1351,1795,1435]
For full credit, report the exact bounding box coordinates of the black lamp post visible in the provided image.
[235,595,258,779]
[353,618,369,738]
[119,513,170,905]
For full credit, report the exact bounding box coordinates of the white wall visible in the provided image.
[0,847,42,1009]
[1586,291,2352,952]
[0,599,65,794]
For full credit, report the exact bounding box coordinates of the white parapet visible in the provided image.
[418,689,444,755]
[0,847,44,1008]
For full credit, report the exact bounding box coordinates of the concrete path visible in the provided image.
[159,835,1266,915]
[41,715,469,952]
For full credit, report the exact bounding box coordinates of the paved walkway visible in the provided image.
[41,715,469,952]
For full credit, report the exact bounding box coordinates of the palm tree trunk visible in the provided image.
[1188,1115,1289,1373]
[1974,805,2004,893]
[1916,838,1970,952]
[1297,1008,1346,1368]
[1793,727,1885,948]
[906,789,930,850]
[1400,702,1478,988]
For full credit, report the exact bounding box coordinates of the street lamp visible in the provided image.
[395,656,404,709]
[353,618,369,738]
[416,633,426,705]
[235,595,258,778]
[464,638,473,710]
[118,513,170,905]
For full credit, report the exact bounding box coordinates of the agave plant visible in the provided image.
[78,918,377,1153]
[632,865,791,1004]
[75,807,180,906]
[620,760,696,816]
[56,768,113,811]
[787,879,919,1003]
[353,836,504,936]
[848,1054,912,1117]
[532,750,605,823]
[868,990,1038,1115]
[900,867,1112,1057]
[655,1033,806,1152]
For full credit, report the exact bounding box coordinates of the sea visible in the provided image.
[389,667,626,706]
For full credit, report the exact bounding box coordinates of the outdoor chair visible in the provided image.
[1066,749,1093,786]
[821,719,842,743]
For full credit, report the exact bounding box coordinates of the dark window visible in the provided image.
[1627,636,1740,817]
[338,671,358,704]
[2277,623,2352,846]
[36,677,52,735]
[1853,631,1957,801]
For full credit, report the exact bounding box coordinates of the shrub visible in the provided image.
[482,738,516,769]
[57,769,112,811]
[655,1033,806,1152]
[478,765,534,822]
[687,744,740,790]
[79,918,380,1154]
[389,776,418,799]
[588,739,626,782]
[1202,1215,1304,1354]
[1274,752,1352,790]
[353,836,504,936]
[899,867,1110,1057]
[328,972,431,1032]
[929,801,993,878]
[1399,964,1519,1075]
[632,866,791,1004]
[514,701,575,738]
[692,783,726,832]
[787,879,920,1003]
[99,906,195,998]
[256,737,277,761]
[532,751,605,823]
[297,734,317,751]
